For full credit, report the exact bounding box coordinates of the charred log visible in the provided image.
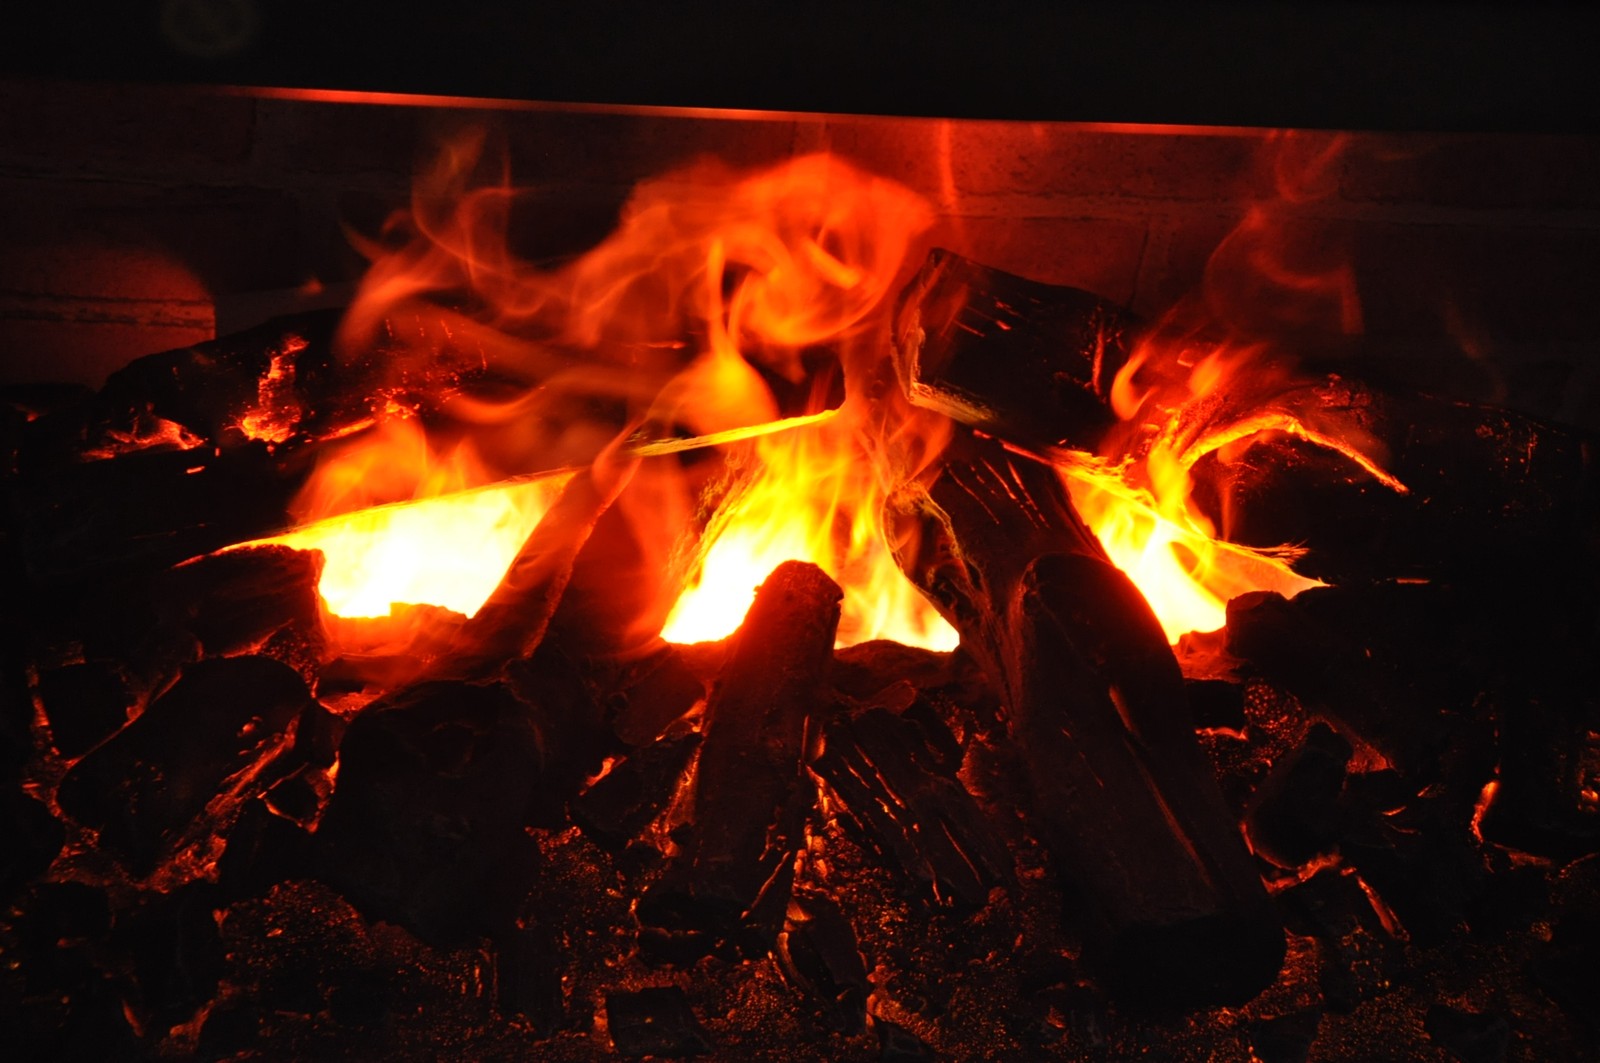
[811,707,1010,908]
[313,679,545,947]
[35,662,131,759]
[774,891,870,1035]
[890,437,1284,1006]
[893,248,1139,453]
[637,561,841,962]
[571,732,700,851]
[55,655,311,875]
[1244,722,1353,869]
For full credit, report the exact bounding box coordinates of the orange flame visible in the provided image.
[1063,132,1401,642]
[260,142,953,652]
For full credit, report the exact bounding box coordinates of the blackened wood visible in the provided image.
[1,788,64,902]
[831,640,957,703]
[1244,722,1353,868]
[894,248,1139,453]
[637,562,841,961]
[1423,1004,1511,1063]
[891,438,1283,1006]
[812,708,1009,908]
[605,643,707,748]
[493,925,565,1033]
[314,679,544,948]
[55,656,311,876]
[571,732,700,851]
[7,442,301,586]
[1187,377,1593,584]
[774,891,869,1034]
[216,796,312,902]
[157,545,324,660]
[113,882,225,1031]
[433,460,635,679]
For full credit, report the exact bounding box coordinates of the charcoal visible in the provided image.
[774,892,869,1034]
[1,788,65,901]
[874,1017,935,1061]
[314,679,545,947]
[606,644,706,748]
[1186,677,1247,732]
[216,795,312,901]
[264,764,327,824]
[894,247,1138,453]
[0,960,137,1061]
[12,882,111,957]
[812,707,1009,908]
[157,544,324,658]
[292,700,346,767]
[891,438,1283,1006]
[898,695,967,775]
[1248,1008,1323,1063]
[604,986,713,1058]
[55,655,310,875]
[326,968,394,1030]
[1424,1004,1512,1063]
[1340,805,1484,946]
[35,661,130,758]
[1245,722,1353,868]
[638,562,840,963]
[494,924,565,1032]
[571,732,700,851]
[1340,768,1415,815]
[1275,867,1387,941]
[114,882,225,1031]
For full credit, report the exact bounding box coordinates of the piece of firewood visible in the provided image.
[893,248,1139,453]
[430,456,637,678]
[636,561,841,961]
[889,436,1284,1006]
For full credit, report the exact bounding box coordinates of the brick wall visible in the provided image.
[2,80,1597,424]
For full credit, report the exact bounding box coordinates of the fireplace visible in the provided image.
[3,72,1600,1062]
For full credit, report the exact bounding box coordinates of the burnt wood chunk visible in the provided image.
[55,656,311,875]
[434,462,634,679]
[774,892,870,1034]
[493,925,565,1033]
[1245,722,1353,868]
[571,732,700,851]
[812,708,1009,908]
[606,644,707,748]
[314,680,545,947]
[1423,1004,1511,1063]
[1186,377,1592,584]
[637,562,841,961]
[894,248,1139,452]
[890,438,1284,1006]
[157,545,324,659]
[1,788,64,901]
[604,986,713,1058]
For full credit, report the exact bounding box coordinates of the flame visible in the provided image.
[1062,132,1400,642]
[258,418,567,619]
[254,143,952,652]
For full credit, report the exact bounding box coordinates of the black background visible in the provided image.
[3,1,1598,132]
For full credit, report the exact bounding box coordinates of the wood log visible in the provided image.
[636,561,841,962]
[889,436,1283,1006]
[893,248,1139,453]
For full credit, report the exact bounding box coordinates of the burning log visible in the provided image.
[433,457,637,679]
[55,655,312,875]
[893,248,1139,453]
[636,561,842,961]
[890,438,1284,1006]
[811,707,1010,908]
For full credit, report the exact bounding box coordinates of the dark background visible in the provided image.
[4,1,1599,132]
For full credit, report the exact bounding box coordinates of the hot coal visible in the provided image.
[0,788,64,902]
[114,881,226,1031]
[156,544,324,661]
[1424,1003,1512,1063]
[604,986,714,1058]
[1244,721,1353,868]
[571,731,700,851]
[493,924,565,1033]
[812,707,1009,908]
[874,1017,936,1061]
[1247,1008,1323,1063]
[55,655,311,875]
[1185,677,1248,732]
[313,679,546,948]
[773,891,870,1034]
[216,795,313,902]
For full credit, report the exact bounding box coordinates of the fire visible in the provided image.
[261,144,955,651]
[259,418,567,619]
